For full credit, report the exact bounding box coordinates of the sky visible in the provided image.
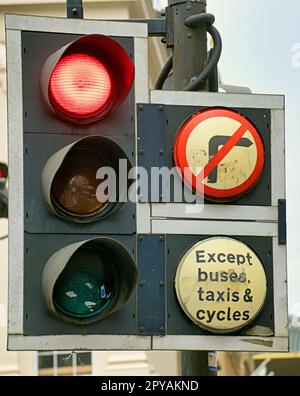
[207,0,300,310]
[154,0,300,310]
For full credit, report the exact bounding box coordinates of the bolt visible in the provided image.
[139,149,144,156]
[72,8,78,15]
[139,280,145,287]
[159,327,165,333]
[186,5,191,11]
[158,106,164,111]
[138,104,144,111]
[187,32,192,39]
[160,281,165,287]
[160,236,165,242]
[160,150,164,156]
[139,236,144,242]
[139,327,145,333]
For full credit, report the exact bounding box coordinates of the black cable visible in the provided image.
[155,54,173,90]
[154,12,222,91]
[184,12,215,28]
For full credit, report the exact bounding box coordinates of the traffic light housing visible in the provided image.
[136,90,288,351]
[7,15,149,351]
[7,15,288,352]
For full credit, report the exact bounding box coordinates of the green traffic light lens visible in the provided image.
[53,246,117,319]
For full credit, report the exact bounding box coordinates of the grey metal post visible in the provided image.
[167,0,208,90]
[167,0,211,376]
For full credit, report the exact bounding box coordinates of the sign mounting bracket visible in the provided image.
[278,199,287,245]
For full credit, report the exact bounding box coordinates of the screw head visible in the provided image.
[139,149,144,156]
[139,280,145,287]
[139,327,145,333]
[160,281,165,287]
[159,327,165,333]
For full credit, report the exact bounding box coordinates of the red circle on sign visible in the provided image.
[174,108,265,201]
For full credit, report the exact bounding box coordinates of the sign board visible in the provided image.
[175,237,268,334]
[174,108,265,201]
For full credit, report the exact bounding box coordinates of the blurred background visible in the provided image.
[0,0,300,376]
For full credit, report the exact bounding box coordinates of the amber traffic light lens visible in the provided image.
[51,148,112,216]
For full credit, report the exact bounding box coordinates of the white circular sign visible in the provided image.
[175,237,268,334]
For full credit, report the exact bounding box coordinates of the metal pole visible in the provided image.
[167,0,212,376]
[167,0,208,90]
[67,0,84,19]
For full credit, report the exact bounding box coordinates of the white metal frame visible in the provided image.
[7,16,288,353]
[6,14,150,351]
[138,90,288,351]
[138,90,286,232]
[152,236,288,352]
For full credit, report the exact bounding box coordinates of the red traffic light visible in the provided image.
[41,35,134,123]
[49,53,112,120]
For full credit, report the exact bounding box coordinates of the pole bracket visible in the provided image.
[67,0,84,19]
[278,199,287,245]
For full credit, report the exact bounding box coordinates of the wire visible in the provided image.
[183,24,222,91]
[154,12,222,91]
[155,53,173,90]
[0,235,8,241]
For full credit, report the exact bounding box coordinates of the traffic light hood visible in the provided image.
[41,135,132,223]
[42,237,137,325]
[40,34,135,123]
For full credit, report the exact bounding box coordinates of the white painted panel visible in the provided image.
[152,335,288,352]
[152,220,278,237]
[271,110,286,205]
[7,29,23,335]
[5,14,148,38]
[137,203,151,234]
[151,90,284,110]
[272,239,288,337]
[151,204,278,222]
[8,335,151,351]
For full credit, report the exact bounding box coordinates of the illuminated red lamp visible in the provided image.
[41,35,134,123]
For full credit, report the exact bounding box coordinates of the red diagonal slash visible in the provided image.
[197,124,249,183]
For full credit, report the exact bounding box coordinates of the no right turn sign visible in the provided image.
[174,108,265,201]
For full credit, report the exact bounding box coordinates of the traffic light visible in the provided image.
[0,162,8,219]
[6,15,288,353]
[6,15,150,351]
[137,90,288,352]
